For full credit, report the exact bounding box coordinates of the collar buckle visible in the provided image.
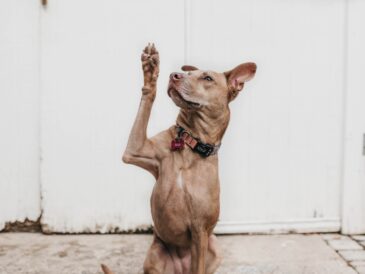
[194,143,214,158]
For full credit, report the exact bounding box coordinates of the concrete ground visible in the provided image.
[0,233,360,274]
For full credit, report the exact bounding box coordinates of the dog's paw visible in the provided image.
[141,43,159,89]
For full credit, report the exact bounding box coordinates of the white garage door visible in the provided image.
[37,0,363,233]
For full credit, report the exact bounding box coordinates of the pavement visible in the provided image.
[0,233,363,274]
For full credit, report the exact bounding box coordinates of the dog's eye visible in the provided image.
[203,76,213,81]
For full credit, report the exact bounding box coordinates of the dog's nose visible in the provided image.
[170,72,184,81]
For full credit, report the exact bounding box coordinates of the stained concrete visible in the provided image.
[0,233,357,274]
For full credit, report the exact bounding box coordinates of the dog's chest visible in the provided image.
[152,152,220,226]
[160,149,219,189]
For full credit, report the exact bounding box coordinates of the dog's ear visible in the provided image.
[224,62,256,101]
[181,65,199,72]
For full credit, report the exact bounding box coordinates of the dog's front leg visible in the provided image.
[122,43,160,178]
[191,229,209,274]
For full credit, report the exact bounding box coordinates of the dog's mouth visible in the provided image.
[168,87,201,108]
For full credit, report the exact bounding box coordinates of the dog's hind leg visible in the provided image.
[143,235,174,274]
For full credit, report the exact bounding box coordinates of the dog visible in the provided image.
[102,43,256,274]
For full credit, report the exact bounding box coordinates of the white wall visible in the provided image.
[0,0,41,229]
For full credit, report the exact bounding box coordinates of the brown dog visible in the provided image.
[102,43,256,274]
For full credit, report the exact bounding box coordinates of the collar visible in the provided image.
[171,125,221,158]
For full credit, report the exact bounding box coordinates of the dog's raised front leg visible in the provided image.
[122,43,160,178]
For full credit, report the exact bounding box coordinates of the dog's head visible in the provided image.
[167,62,256,113]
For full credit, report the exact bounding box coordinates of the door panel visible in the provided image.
[188,0,345,233]
[0,0,41,229]
[342,0,365,234]
[41,0,184,232]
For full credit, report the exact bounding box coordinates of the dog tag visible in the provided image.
[171,138,184,151]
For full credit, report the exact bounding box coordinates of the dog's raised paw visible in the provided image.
[141,42,159,87]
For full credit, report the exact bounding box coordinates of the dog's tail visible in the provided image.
[101,264,115,274]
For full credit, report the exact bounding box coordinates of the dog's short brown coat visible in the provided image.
[102,44,256,274]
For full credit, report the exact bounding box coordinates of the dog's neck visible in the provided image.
[176,107,230,145]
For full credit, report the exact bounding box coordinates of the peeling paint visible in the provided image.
[1,217,41,233]
[40,222,153,234]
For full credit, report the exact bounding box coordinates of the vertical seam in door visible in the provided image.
[184,0,192,64]
[339,0,349,233]
[38,1,45,229]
